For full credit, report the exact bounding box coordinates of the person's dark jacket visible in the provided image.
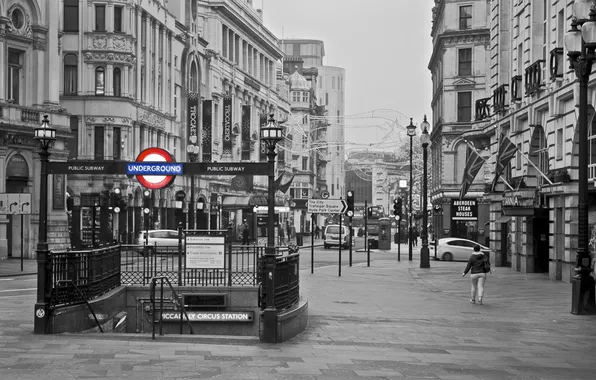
[242,225,249,239]
[463,253,489,275]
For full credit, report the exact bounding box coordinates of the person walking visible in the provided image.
[242,221,250,246]
[412,228,419,247]
[462,244,492,305]
[315,225,320,239]
[278,223,286,245]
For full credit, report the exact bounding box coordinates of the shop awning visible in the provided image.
[494,215,512,223]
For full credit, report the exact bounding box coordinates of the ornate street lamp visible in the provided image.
[259,113,283,342]
[406,118,417,261]
[564,0,596,314]
[33,114,56,334]
[420,116,431,269]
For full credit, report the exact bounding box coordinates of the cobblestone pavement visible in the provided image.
[0,252,595,379]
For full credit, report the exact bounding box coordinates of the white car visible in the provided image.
[323,224,353,249]
[136,229,183,254]
[434,237,491,261]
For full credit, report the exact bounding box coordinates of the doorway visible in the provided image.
[6,178,28,258]
[533,209,549,273]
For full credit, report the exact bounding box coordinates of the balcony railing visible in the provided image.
[493,84,509,114]
[550,47,564,80]
[511,75,523,101]
[475,98,491,121]
[525,60,545,95]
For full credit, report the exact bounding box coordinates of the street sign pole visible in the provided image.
[338,213,342,277]
[349,216,353,267]
[311,213,315,274]
[365,200,369,267]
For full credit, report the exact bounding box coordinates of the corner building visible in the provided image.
[0,0,72,259]
[429,0,596,282]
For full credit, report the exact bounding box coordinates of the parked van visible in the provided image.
[323,224,352,249]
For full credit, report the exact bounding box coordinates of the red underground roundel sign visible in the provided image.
[127,147,181,189]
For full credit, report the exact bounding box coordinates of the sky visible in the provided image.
[259,0,435,152]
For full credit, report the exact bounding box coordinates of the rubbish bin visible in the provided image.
[368,239,378,249]
[394,233,399,243]
[296,233,303,246]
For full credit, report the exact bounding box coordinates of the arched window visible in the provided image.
[95,67,105,95]
[113,67,121,97]
[190,61,198,93]
[64,54,78,95]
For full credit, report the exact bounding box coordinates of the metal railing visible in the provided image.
[149,276,194,339]
[259,252,300,311]
[51,244,121,306]
[120,243,262,286]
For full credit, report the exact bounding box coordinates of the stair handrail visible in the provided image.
[149,276,194,340]
[56,280,104,333]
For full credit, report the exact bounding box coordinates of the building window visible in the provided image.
[69,116,78,159]
[95,67,105,95]
[292,91,300,102]
[457,92,472,122]
[63,0,79,32]
[95,5,106,31]
[174,85,180,116]
[7,49,23,104]
[302,157,308,171]
[302,92,309,102]
[114,6,123,33]
[458,48,472,76]
[516,143,522,169]
[325,92,329,105]
[113,67,121,96]
[95,126,105,160]
[556,128,563,159]
[64,54,78,95]
[590,118,596,177]
[459,5,472,30]
[303,115,308,124]
[302,134,308,147]
[113,127,121,160]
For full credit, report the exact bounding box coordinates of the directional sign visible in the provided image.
[185,162,270,176]
[307,199,347,214]
[47,161,128,174]
[0,193,32,215]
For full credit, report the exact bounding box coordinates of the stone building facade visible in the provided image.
[429,0,596,282]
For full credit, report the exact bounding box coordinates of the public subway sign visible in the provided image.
[451,199,478,221]
[127,147,178,189]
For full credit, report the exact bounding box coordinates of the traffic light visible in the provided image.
[345,190,354,217]
[367,207,373,218]
[393,198,402,217]
[142,189,152,215]
[99,189,110,207]
[112,187,126,213]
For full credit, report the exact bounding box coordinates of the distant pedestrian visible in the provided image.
[278,224,286,245]
[462,244,492,305]
[242,221,250,246]
[315,225,321,239]
[286,222,292,242]
[412,228,419,247]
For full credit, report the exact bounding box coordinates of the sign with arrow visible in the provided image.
[307,199,347,214]
[0,193,32,215]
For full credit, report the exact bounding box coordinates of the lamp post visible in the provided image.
[564,1,596,314]
[260,113,283,342]
[33,115,56,334]
[406,118,417,261]
[419,116,431,269]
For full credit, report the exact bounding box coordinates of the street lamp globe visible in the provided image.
[34,115,56,148]
[260,113,283,149]
[420,115,431,147]
[564,20,582,55]
[406,118,417,137]
[581,12,596,47]
[573,0,594,23]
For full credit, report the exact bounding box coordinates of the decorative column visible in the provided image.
[0,18,7,102]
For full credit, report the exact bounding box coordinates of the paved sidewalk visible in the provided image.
[0,258,36,277]
[0,253,595,379]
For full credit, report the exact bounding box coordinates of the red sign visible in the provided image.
[134,147,176,189]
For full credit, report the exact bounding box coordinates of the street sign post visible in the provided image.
[307,199,347,214]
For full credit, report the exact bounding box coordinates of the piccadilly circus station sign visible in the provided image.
[126,147,181,189]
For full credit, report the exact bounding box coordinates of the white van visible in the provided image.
[323,224,352,249]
